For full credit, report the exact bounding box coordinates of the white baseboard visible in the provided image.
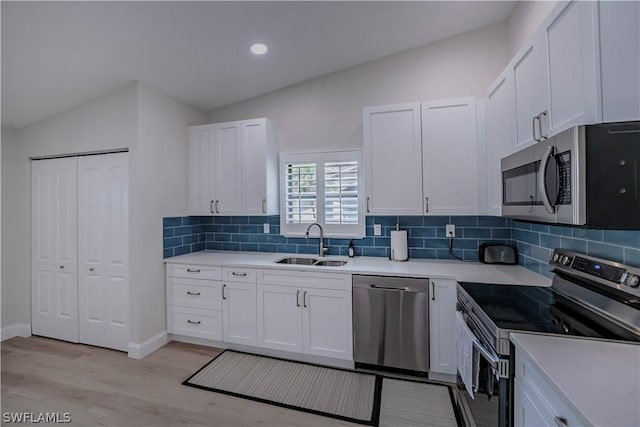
[1,324,32,341]
[127,330,169,359]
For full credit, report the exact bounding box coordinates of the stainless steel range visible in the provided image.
[455,249,640,427]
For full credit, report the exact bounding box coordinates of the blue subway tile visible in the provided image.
[327,239,350,247]
[268,235,287,244]
[205,233,214,242]
[193,225,205,234]
[408,238,424,248]
[362,247,388,257]
[358,237,375,246]
[573,228,604,242]
[216,233,232,242]
[174,226,193,236]
[222,242,240,251]
[399,216,424,226]
[424,238,450,249]
[163,228,175,238]
[267,215,280,225]
[491,228,511,239]
[423,217,450,226]
[478,216,507,228]
[453,239,479,250]
[163,248,174,259]
[239,225,259,234]
[529,223,550,233]
[603,230,640,248]
[531,246,552,263]
[191,242,205,252]
[539,234,561,249]
[163,217,183,227]
[174,245,192,256]
[365,226,375,236]
[373,216,398,226]
[249,234,269,243]
[297,245,318,255]
[277,244,298,254]
[374,237,391,247]
[202,216,214,224]
[182,235,199,244]
[449,216,478,227]
[207,242,223,250]
[517,242,533,257]
[365,216,374,226]
[222,225,239,233]
[523,257,542,274]
[463,250,480,261]
[287,237,307,245]
[182,217,197,226]
[410,227,436,238]
[205,224,222,232]
[462,228,491,239]
[199,234,207,242]
[624,248,640,267]
[248,216,265,224]
[271,225,281,235]
[240,243,259,252]
[512,221,531,231]
[231,216,249,224]
[410,248,437,259]
[560,237,587,253]
[163,237,182,248]
[437,249,463,260]
[435,227,448,238]
[259,244,278,252]
[232,234,252,242]
[213,216,231,224]
[587,241,624,263]
[512,229,540,245]
[549,225,573,236]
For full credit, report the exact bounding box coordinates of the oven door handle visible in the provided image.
[538,144,556,214]
[473,340,500,368]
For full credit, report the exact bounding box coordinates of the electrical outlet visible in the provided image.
[374,224,382,236]
[446,224,456,238]
[263,223,270,234]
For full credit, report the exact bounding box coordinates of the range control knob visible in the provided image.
[562,256,572,266]
[624,274,640,288]
[551,253,560,262]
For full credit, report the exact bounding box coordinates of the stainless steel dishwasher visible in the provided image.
[352,275,430,373]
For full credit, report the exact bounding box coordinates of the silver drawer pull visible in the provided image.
[186,268,201,273]
[554,416,568,427]
[187,320,201,325]
[186,291,201,296]
[231,272,247,277]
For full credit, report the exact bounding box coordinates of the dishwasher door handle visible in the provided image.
[369,284,410,291]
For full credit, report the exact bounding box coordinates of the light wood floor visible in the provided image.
[1,336,358,426]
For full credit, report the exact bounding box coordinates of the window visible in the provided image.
[280,150,364,237]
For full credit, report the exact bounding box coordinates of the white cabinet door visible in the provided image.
[363,103,423,215]
[257,284,303,352]
[514,380,554,427]
[429,279,457,375]
[422,98,478,215]
[545,1,600,134]
[31,157,79,343]
[223,282,257,346]
[486,73,516,216]
[188,126,215,215]
[302,288,352,360]
[241,119,278,215]
[513,31,550,148]
[77,153,129,352]
[213,123,243,215]
[599,0,640,122]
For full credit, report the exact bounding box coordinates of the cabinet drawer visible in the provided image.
[222,267,256,283]
[168,263,222,280]
[258,269,350,290]
[168,307,222,341]
[170,278,222,310]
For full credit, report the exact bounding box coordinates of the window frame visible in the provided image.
[279,149,365,238]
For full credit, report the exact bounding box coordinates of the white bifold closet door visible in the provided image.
[31,152,129,352]
[31,157,79,342]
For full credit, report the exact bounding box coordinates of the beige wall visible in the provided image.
[507,1,559,57]
[209,22,510,152]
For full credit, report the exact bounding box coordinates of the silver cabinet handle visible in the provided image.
[532,114,539,142]
[261,198,266,214]
[59,265,65,270]
[425,197,429,213]
[187,320,201,325]
[431,282,436,301]
[215,200,220,214]
[89,267,95,272]
[296,290,301,307]
[231,272,247,277]
[186,291,201,296]
[366,197,370,213]
[303,291,308,308]
[554,416,568,427]
[210,200,215,214]
[186,268,200,273]
[222,284,227,300]
[539,110,548,139]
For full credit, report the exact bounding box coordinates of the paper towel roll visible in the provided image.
[390,230,408,261]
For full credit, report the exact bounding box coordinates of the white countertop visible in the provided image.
[164,250,551,286]
[511,333,640,427]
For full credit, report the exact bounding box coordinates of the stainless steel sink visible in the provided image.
[313,260,348,266]
[275,257,318,265]
[274,257,348,266]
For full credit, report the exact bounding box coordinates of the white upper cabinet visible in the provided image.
[485,71,516,216]
[363,103,423,216]
[422,98,478,215]
[187,118,278,216]
[599,0,640,122]
[512,1,600,149]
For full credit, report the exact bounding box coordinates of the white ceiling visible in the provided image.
[1,1,515,128]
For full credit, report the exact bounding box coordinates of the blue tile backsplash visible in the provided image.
[164,215,640,275]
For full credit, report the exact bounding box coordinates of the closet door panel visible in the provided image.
[78,153,129,351]
[31,157,79,342]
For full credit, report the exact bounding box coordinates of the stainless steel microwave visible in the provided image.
[501,121,640,229]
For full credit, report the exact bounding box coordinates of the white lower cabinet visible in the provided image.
[429,279,457,375]
[257,269,353,361]
[513,346,586,427]
[222,281,258,346]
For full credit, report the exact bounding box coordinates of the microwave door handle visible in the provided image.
[538,145,556,214]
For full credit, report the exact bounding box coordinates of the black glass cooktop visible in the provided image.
[459,282,640,342]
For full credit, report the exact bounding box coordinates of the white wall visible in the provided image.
[507,1,558,57]
[129,83,207,345]
[209,22,510,152]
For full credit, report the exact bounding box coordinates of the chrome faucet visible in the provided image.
[305,223,329,257]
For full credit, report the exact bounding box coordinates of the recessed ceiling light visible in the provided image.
[250,42,268,55]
